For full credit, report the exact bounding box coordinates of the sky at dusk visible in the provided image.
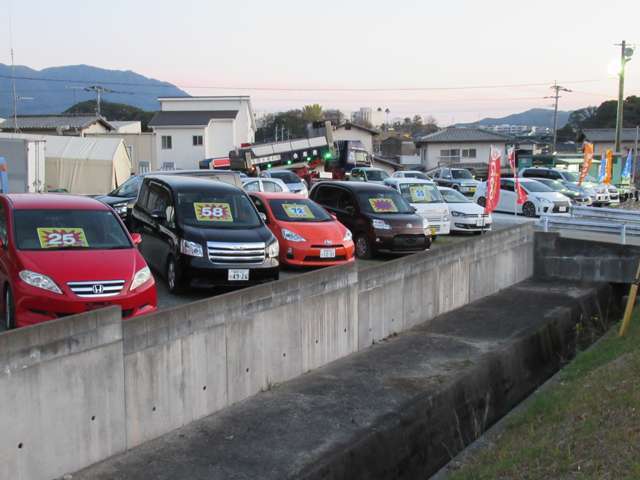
[2,0,640,123]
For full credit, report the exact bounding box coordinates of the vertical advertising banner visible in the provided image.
[604,149,613,184]
[507,148,527,205]
[484,146,501,214]
[579,142,594,185]
[0,157,7,193]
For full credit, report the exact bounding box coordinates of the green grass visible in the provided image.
[449,311,640,480]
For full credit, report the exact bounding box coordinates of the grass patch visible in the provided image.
[449,310,640,480]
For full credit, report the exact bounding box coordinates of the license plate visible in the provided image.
[320,248,336,258]
[228,269,249,281]
[559,206,567,212]
[430,227,438,236]
[476,219,484,227]
[469,187,476,192]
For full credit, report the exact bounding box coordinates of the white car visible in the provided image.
[349,167,390,185]
[473,178,571,217]
[438,187,491,233]
[384,177,451,236]
[392,170,431,181]
[242,178,290,193]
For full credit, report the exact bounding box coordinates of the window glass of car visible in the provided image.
[561,171,581,182]
[13,210,131,250]
[398,183,443,204]
[312,185,338,208]
[451,169,473,179]
[269,171,300,183]
[500,180,515,192]
[0,203,7,245]
[263,180,283,193]
[365,170,390,182]
[268,199,332,223]
[522,181,553,193]
[111,176,142,197]
[336,190,356,211]
[176,191,262,229]
[356,191,413,214]
[440,189,472,203]
[146,183,172,214]
[244,180,260,192]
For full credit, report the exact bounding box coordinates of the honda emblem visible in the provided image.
[324,240,332,245]
[92,284,104,295]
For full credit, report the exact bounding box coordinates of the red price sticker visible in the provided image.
[37,227,89,249]
[194,202,234,222]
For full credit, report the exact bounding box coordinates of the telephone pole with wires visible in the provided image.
[545,81,572,154]
[83,85,135,116]
[614,40,634,153]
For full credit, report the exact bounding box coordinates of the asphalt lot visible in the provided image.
[154,230,494,310]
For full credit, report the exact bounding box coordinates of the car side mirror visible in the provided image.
[150,209,166,221]
[410,206,417,213]
[131,233,142,246]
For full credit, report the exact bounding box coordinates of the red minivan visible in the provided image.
[0,194,157,329]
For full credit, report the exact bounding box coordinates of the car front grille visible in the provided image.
[552,202,571,213]
[207,241,266,264]
[67,280,126,298]
[392,234,428,250]
[425,215,443,223]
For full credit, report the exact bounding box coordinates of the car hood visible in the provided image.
[94,195,135,206]
[530,191,568,202]
[181,224,275,245]
[18,248,143,287]
[446,202,484,215]
[276,220,348,242]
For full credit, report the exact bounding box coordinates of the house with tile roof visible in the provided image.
[582,128,639,155]
[415,127,513,170]
[0,115,114,136]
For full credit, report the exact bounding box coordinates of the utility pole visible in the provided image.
[545,81,572,154]
[614,40,634,153]
[10,46,19,133]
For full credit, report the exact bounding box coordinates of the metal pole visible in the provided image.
[614,40,626,154]
[552,82,559,153]
[633,126,639,199]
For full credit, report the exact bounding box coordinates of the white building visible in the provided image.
[351,107,385,128]
[149,96,256,170]
[332,123,379,154]
[415,127,512,170]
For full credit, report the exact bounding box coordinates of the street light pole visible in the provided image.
[614,40,634,153]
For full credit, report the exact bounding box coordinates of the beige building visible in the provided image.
[87,132,156,173]
[0,115,114,136]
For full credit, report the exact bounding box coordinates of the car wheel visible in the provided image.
[522,201,537,217]
[477,197,486,207]
[166,256,184,294]
[4,286,15,330]
[355,234,373,259]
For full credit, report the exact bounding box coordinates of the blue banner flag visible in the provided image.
[622,150,633,178]
[0,157,7,193]
[598,151,606,182]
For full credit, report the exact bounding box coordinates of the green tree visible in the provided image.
[64,100,154,131]
[301,104,323,122]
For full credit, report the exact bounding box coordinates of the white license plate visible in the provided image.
[320,248,336,258]
[228,269,249,281]
[476,219,484,227]
[558,206,567,212]
[430,227,438,236]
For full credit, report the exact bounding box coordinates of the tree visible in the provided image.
[64,100,154,131]
[301,104,323,122]
[255,109,307,143]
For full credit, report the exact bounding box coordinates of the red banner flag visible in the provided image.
[484,146,501,214]
[579,142,594,186]
[507,148,527,205]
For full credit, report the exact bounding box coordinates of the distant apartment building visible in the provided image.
[351,107,385,128]
[149,96,256,170]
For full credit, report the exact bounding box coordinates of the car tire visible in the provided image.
[522,201,537,217]
[355,234,373,260]
[4,286,15,330]
[166,256,185,294]
[477,196,486,207]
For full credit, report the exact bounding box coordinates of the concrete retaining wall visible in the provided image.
[0,224,534,480]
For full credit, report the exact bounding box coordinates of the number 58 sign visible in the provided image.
[194,202,234,222]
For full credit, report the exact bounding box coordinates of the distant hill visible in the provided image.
[65,100,155,130]
[456,108,571,129]
[0,64,187,117]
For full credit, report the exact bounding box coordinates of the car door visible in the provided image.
[498,179,516,212]
[140,181,171,271]
[0,201,11,307]
[333,188,358,233]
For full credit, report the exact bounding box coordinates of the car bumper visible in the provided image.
[457,186,477,196]
[281,241,355,267]
[373,232,431,254]
[14,279,157,328]
[180,256,280,287]
[428,221,451,236]
[451,217,492,232]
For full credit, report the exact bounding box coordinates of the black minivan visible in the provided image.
[309,181,431,259]
[130,175,279,292]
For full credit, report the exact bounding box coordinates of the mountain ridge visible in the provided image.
[455,108,570,129]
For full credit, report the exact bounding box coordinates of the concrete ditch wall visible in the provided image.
[0,224,534,480]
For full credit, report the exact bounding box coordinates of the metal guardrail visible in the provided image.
[538,214,640,244]
[570,206,640,224]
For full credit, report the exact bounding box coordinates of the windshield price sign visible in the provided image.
[409,186,429,202]
[194,202,234,222]
[37,227,89,249]
[282,203,315,219]
[369,198,398,213]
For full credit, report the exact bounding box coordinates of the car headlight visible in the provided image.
[19,270,62,294]
[282,228,306,242]
[450,211,463,217]
[267,239,280,258]
[180,239,203,257]
[372,219,392,230]
[540,198,553,205]
[130,266,152,291]
[442,214,450,221]
[343,229,352,242]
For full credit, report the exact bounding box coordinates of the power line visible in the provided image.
[0,73,609,92]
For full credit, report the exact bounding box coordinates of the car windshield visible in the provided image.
[268,199,332,223]
[562,171,581,182]
[405,172,429,180]
[365,170,389,181]
[177,191,262,228]
[537,179,567,191]
[110,176,141,198]
[522,181,553,193]
[270,171,300,184]
[357,191,414,214]
[440,189,471,203]
[14,210,131,250]
[452,170,473,179]
[398,183,443,204]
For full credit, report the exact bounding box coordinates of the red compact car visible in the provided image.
[0,194,157,329]
[249,192,355,267]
